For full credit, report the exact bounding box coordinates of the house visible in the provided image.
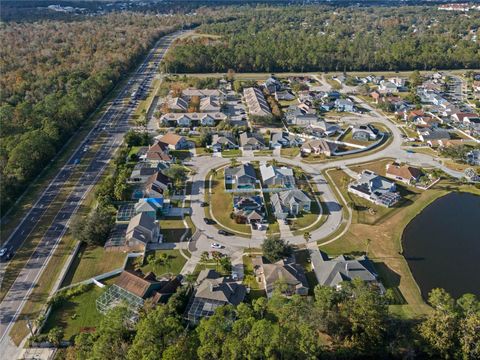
[252,256,309,298]
[334,98,356,112]
[239,132,266,150]
[351,124,379,141]
[270,189,311,219]
[314,251,384,292]
[301,139,337,157]
[143,171,172,198]
[243,87,272,117]
[348,170,401,207]
[186,269,246,324]
[135,197,164,218]
[129,163,159,184]
[144,143,172,165]
[378,80,399,93]
[200,96,221,112]
[260,164,295,188]
[275,90,296,101]
[160,112,227,127]
[125,212,161,248]
[96,270,181,315]
[307,120,341,137]
[224,164,257,188]
[157,133,189,150]
[370,90,381,103]
[270,131,301,149]
[167,97,188,112]
[417,128,451,143]
[211,133,237,152]
[451,112,480,125]
[385,163,423,185]
[233,196,265,225]
[466,149,480,166]
[181,88,224,99]
[264,75,283,94]
[288,112,320,127]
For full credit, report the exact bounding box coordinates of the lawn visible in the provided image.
[41,284,104,341]
[320,168,480,318]
[254,149,274,157]
[280,147,300,158]
[349,158,394,177]
[61,244,127,287]
[170,150,192,161]
[242,255,266,301]
[262,192,280,236]
[159,217,191,242]
[130,249,187,276]
[222,149,242,158]
[294,249,318,295]
[209,170,252,235]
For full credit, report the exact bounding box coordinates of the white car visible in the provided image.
[210,243,222,249]
[0,248,7,257]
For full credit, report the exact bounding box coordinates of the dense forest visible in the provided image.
[163,6,480,73]
[51,283,480,360]
[0,13,187,215]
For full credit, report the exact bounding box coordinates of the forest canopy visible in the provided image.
[163,6,480,73]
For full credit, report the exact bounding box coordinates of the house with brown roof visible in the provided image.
[301,139,337,157]
[385,163,423,185]
[96,270,181,315]
[186,269,246,323]
[252,256,309,298]
[157,133,189,150]
[144,142,172,165]
[143,171,172,198]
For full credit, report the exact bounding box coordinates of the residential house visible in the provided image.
[181,88,224,100]
[378,80,399,93]
[313,251,384,292]
[301,139,337,157]
[160,112,227,127]
[233,195,265,225]
[351,124,379,141]
[270,189,311,219]
[264,75,283,94]
[186,269,246,324]
[466,149,480,166]
[260,164,295,188]
[287,109,320,127]
[135,197,164,218]
[334,98,356,112]
[144,142,172,165]
[167,97,188,112]
[224,164,257,188]
[385,163,423,185]
[200,96,221,112]
[417,128,451,143]
[306,120,341,137]
[96,270,181,315]
[143,171,172,198]
[243,87,272,117]
[211,133,237,152]
[451,112,480,129]
[239,131,267,150]
[157,133,189,150]
[270,131,302,149]
[252,256,309,298]
[275,90,296,101]
[129,163,159,184]
[125,212,161,249]
[348,170,401,207]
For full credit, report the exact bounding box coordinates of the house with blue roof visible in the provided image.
[135,197,164,219]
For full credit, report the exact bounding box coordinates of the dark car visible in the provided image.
[218,229,234,236]
[200,202,209,207]
[203,217,216,225]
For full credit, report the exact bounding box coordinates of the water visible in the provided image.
[402,192,480,299]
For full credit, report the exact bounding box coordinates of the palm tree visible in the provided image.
[303,231,312,242]
[200,251,210,264]
[365,238,372,256]
[230,157,239,168]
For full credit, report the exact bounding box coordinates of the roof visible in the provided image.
[239,132,265,147]
[260,164,295,184]
[301,139,337,153]
[114,270,158,298]
[146,143,171,162]
[243,87,271,117]
[225,163,256,180]
[194,269,246,305]
[135,197,164,212]
[252,256,308,289]
[126,212,157,244]
[386,163,423,181]
[157,133,185,146]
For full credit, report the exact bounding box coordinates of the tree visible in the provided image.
[229,157,239,168]
[72,205,115,246]
[128,306,183,360]
[47,327,64,347]
[219,256,232,273]
[303,232,311,242]
[163,165,187,189]
[262,237,291,263]
[200,251,210,264]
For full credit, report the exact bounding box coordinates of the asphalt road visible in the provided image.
[0,29,188,350]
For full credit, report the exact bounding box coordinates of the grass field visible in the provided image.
[130,249,187,276]
[160,217,190,242]
[221,149,242,158]
[280,147,300,158]
[242,255,267,301]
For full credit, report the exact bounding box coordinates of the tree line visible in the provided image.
[163,6,480,74]
[59,283,479,360]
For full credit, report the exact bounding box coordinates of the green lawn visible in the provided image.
[131,249,186,276]
[209,171,252,235]
[159,217,190,242]
[61,245,127,287]
[254,149,274,157]
[294,250,318,295]
[170,150,192,160]
[222,149,242,158]
[280,147,300,158]
[42,284,104,341]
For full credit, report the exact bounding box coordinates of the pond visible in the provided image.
[402,192,480,299]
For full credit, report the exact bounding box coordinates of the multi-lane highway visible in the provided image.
[0,29,187,350]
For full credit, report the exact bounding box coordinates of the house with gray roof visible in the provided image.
[417,127,451,143]
[239,131,267,150]
[348,170,401,207]
[243,87,272,117]
[260,164,295,188]
[334,98,356,112]
[270,131,302,149]
[351,124,379,141]
[252,256,309,298]
[211,133,237,152]
[270,190,311,219]
[224,164,257,188]
[125,212,161,249]
[186,269,246,324]
[313,251,384,292]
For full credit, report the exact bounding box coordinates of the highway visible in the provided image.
[0,29,187,351]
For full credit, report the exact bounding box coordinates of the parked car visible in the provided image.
[204,217,216,225]
[200,202,209,207]
[0,247,12,261]
[211,243,222,249]
[218,229,234,236]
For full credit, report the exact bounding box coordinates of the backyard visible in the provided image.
[128,249,187,276]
